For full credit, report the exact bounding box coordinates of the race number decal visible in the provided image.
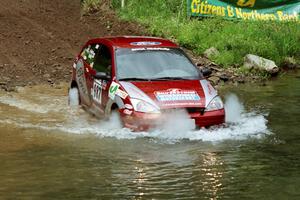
[91,80,102,104]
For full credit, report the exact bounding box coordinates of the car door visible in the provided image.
[87,43,113,116]
[74,44,95,107]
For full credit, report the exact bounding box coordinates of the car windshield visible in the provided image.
[115,48,202,81]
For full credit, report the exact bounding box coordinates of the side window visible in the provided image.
[93,45,112,75]
[81,43,112,75]
[81,44,96,65]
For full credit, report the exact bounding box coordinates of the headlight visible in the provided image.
[206,96,224,111]
[131,99,160,113]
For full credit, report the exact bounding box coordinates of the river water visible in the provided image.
[0,72,299,199]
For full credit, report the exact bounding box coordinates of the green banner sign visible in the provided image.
[188,0,300,22]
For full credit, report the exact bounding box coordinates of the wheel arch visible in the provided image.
[111,103,118,111]
[70,80,78,89]
[105,97,124,118]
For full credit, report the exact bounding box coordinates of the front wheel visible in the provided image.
[68,87,80,106]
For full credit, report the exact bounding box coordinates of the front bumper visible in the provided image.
[190,109,225,128]
[121,109,225,131]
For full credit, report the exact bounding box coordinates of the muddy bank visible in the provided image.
[0,0,145,91]
[1,0,296,92]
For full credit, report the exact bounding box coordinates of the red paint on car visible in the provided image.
[70,36,225,131]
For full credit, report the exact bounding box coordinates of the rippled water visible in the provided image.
[0,72,299,199]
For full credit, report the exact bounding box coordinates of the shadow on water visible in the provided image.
[0,72,300,199]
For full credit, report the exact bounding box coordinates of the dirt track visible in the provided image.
[0,0,144,90]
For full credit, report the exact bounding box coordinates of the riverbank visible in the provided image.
[80,0,300,86]
[0,0,299,92]
[0,0,145,91]
[111,0,299,67]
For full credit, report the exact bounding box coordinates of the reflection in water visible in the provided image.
[189,151,225,200]
[201,152,223,200]
[134,159,146,199]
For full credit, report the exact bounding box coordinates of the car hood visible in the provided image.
[119,79,218,109]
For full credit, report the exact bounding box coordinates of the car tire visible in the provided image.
[68,87,80,106]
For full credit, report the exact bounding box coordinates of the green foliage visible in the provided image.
[81,0,300,69]
[237,66,271,80]
[111,0,300,68]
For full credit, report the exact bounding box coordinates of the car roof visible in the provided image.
[88,36,179,48]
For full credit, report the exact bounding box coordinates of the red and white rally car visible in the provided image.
[69,36,225,131]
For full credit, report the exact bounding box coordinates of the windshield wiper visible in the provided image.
[118,77,151,81]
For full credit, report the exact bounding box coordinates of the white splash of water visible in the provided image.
[224,93,244,123]
[155,109,195,133]
[0,96,52,114]
[0,88,67,114]
[0,88,270,143]
[68,88,79,107]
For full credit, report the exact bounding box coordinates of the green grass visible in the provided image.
[83,0,300,68]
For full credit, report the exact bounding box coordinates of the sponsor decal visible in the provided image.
[75,59,90,104]
[123,109,133,115]
[115,89,128,99]
[130,41,161,46]
[124,104,133,110]
[188,0,300,22]
[108,82,120,100]
[155,89,200,102]
[200,80,217,107]
[76,60,87,95]
[132,47,170,51]
[91,80,102,104]
[157,102,202,106]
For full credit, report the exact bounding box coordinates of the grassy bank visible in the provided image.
[83,0,300,68]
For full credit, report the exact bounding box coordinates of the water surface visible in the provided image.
[0,72,299,199]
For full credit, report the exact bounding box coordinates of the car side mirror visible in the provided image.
[93,72,111,80]
[201,67,212,77]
